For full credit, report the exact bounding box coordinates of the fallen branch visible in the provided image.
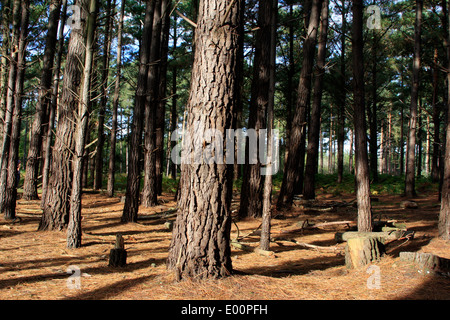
[274,238,343,253]
[273,220,356,235]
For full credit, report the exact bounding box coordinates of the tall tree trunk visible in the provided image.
[303,0,329,200]
[352,0,372,232]
[277,0,322,209]
[40,0,87,230]
[169,15,178,180]
[155,0,171,196]
[167,0,242,280]
[93,0,113,190]
[142,0,162,207]
[405,0,422,198]
[107,0,125,197]
[122,0,155,222]
[239,0,272,218]
[67,0,97,248]
[431,47,441,182]
[41,0,68,206]
[0,0,11,142]
[368,32,378,183]
[337,0,346,184]
[0,0,21,213]
[260,0,277,252]
[23,0,62,200]
[4,0,29,220]
[439,0,450,240]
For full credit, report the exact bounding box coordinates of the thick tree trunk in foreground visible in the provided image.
[405,0,422,198]
[41,0,68,206]
[167,0,242,280]
[40,0,87,231]
[352,0,372,232]
[66,0,97,249]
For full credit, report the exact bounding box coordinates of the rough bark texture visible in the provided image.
[352,0,372,232]
[40,0,87,231]
[238,0,271,218]
[167,0,242,280]
[142,0,161,208]
[345,237,385,269]
[4,0,29,220]
[303,0,328,200]
[66,0,97,249]
[122,0,155,222]
[405,0,422,198]
[440,0,450,240]
[277,0,322,209]
[41,0,68,206]
[23,0,61,200]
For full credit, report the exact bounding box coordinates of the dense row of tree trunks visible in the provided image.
[94,0,113,191]
[303,0,329,200]
[107,0,125,198]
[0,0,21,213]
[22,0,61,201]
[167,0,242,280]
[121,0,155,222]
[41,0,68,206]
[3,0,30,220]
[277,0,322,209]
[40,0,88,230]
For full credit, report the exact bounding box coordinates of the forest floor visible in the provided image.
[0,188,449,300]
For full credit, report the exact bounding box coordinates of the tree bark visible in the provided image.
[405,0,422,198]
[142,0,162,207]
[22,0,62,200]
[277,0,323,209]
[0,0,21,213]
[4,0,29,220]
[107,0,125,197]
[303,0,329,200]
[93,0,113,190]
[239,0,272,218]
[337,0,346,184]
[167,0,242,280]
[67,0,97,248]
[440,0,450,240]
[352,0,372,232]
[260,0,277,252]
[40,0,87,231]
[121,0,155,222]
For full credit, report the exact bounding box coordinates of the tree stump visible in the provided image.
[345,237,385,269]
[109,233,127,267]
[399,252,450,274]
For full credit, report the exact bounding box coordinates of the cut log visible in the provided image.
[399,252,450,273]
[335,230,414,243]
[345,237,385,269]
[108,233,127,267]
